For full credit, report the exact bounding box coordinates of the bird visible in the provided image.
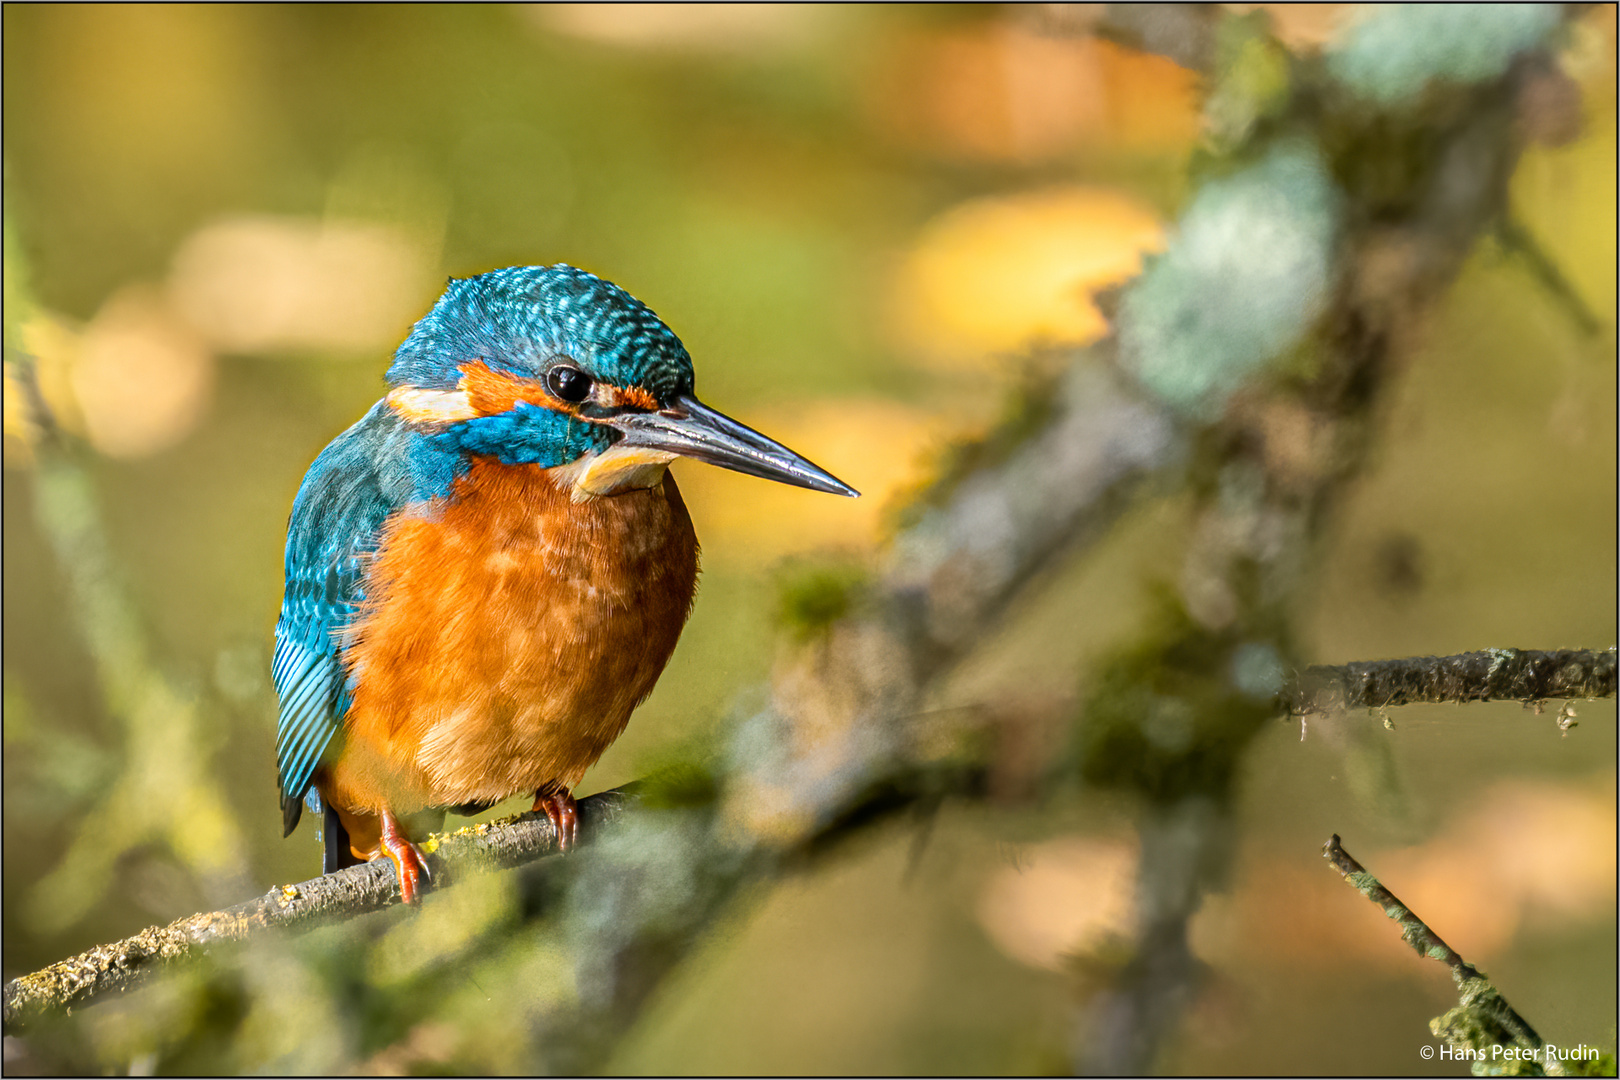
[273,264,857,903]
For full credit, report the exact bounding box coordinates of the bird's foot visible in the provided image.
[378,810,432,905]
[532,787,579,851]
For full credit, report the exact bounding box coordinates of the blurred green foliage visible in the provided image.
[1076,600,1281,805]
[775,557,871,640]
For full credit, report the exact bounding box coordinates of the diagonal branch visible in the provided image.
[3,755,992,1040]
[1322,834,1558,1074]
[5,351,1177,1054]
[1,790,636,1034]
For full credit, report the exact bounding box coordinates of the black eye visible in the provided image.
[546,365,592,403]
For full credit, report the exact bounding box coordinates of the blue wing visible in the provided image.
[275,400,454,836]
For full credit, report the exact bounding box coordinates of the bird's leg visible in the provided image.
[378,809,432,905]
[532,784,579,851]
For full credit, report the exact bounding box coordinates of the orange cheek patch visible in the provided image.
[459,361,559,416]
[388,361,660,425]
[611,385,659,411]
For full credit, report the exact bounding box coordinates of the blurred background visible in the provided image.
[2,4,1614,1074]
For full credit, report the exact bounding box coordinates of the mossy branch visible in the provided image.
[1,790,638,1035]
[2,754,993,1041]
[5,348,1175,1054]
[1285,648,1616,717]
[1322,834,1563,1076]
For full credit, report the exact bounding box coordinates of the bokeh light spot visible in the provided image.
[890,187,1165,369]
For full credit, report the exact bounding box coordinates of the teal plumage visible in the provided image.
[274,265,856,900]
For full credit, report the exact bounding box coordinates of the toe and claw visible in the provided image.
[532,787,579,852]
[379,810,432,905]
[375,788,577,905]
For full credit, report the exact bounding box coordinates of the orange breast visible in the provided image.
[324,459,699,816]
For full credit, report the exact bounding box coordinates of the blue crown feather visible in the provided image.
[386,265,695,405]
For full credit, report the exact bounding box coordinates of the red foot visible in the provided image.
[379,810,432,905]
[532,787,579,851]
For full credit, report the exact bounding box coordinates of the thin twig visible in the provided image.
[1285,648,1616,717]
[1496,216,1605,338]
[1322,834,1490,987]
[1321,834,1554,1070]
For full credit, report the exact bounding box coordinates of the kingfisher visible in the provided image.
[274,265,857,903]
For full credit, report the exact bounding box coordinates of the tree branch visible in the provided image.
[1285,648,1616,717]
[1071,2,1591,1068]
[1495,215,1606,338]
[1322,834,1560,1075]
[1,789,637,1034]
[2,754,995,1041]
[4,349,1176,1057]
[7,7,1604,1071]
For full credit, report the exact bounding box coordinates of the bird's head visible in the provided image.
[384,265,857,499]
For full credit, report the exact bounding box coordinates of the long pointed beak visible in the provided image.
[609,395,859,497]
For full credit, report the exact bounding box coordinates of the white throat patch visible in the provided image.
[562,443,677,500]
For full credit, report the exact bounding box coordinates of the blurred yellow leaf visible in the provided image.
[870,25,1201,162]
[3,362,40,464]
[74,286,214,459]
[21,312,87,437]
[976,835,1138,970]
[534,3,825,53]
[168,215,436,356]
[889,186,1165,368]
[15,292,215,460]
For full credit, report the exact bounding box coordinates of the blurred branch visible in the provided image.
[1285,648,1617,716]
[8,4,1606,1070]
[1321,835,1562,1076]
[1496,215,1606,338]
[5,219,251,933]
[3,355,1172,1053]
[1094,4,1218,72]
[1032,4,1219,73]
[1071,4,1591,1072]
